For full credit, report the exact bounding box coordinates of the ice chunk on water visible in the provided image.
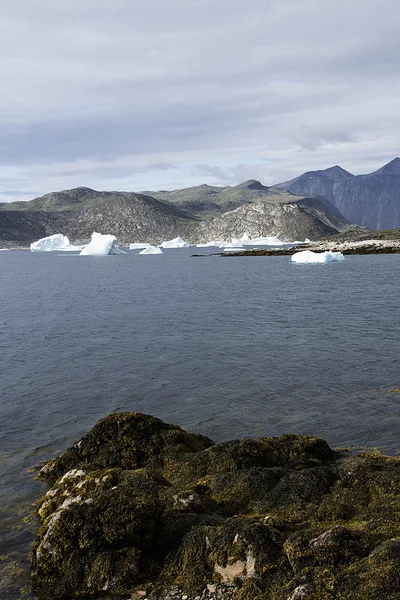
[80,232,126,255]
[139,245,163,254]
[224,241,244,248]
[291,250,345,264]
[160,236,190,248]
[129,242,150,250]
[249,236,284,246]
[222,247,245,253]
[30,234,82,252]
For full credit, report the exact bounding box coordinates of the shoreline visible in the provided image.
[219,239,400,257]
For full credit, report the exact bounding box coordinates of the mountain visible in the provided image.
[0,189,198,246]
[277,166,354,202]
[277,159,400,230]
[191,195,355,243]
[0,183,358,247]
[142,180,297,218]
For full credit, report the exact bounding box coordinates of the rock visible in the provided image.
[37,412,214,485]
[31,412,400,600]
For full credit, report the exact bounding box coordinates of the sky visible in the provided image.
[0,0,399,201]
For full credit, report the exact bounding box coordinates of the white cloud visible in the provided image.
[0,0,399,200]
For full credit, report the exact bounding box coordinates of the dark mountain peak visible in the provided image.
[370,157,400,176]
[298,165,353,181]
[320,165,354,179]
[233,179,268,191]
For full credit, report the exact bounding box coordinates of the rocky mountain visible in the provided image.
[191,195,354,244]
[142,180,297,218]
[0,183,357,247]
[0,188,198,246]
[277,158,400,230]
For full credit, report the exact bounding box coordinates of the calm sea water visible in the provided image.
[0,249,399,597]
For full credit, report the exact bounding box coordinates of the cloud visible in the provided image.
[0,0,399,200]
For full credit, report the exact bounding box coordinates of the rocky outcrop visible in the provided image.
[31,412,400,600]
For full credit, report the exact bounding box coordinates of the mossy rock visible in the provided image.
[38,412,214,485]
[31,468,165,598]
[30,413,400,600]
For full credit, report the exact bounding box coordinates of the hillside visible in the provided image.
[191,195,354,244]
[0,184,357,247]
[0,189,198,246]
[142,180,298,218]
[277,159,400,229]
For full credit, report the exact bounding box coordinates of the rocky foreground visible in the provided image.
[31,413,400,600]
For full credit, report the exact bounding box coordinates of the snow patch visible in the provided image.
[291,250,345,264]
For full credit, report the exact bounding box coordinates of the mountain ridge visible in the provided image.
[277,158,400,229]
[0,183,356,247]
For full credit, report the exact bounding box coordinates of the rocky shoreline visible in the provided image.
[220,238,400,257]
[30,412,400,600]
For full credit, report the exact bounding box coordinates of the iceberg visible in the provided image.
[222,247,245,253]
[223,241,244,248]
[160,236,191,248]
[249,236,284,246]
[80,232,126,255]
[291,250,345,264]
[30,234,83,252]
[239,233,251,243]
[139,245,163,254]
[195,240,230,248]
[129,242,150,250]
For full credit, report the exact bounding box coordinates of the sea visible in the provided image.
[0,248,399,598]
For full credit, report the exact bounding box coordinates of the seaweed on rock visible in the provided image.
[30,412,400,600]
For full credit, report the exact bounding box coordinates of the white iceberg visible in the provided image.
[239,233,251,243]
[224,241,244,248]
[139,244,163,254]
[249,236,284,246]
[30,234,83,252]
[291,250,345,264]
[80,232,126,255]
[129,242,150,250]
[222,247,245,253]
[160,236,191,248]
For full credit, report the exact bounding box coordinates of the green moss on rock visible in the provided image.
[30,413,400,600]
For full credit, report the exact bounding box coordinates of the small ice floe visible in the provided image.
[79,232,126,255]
[291,250,345,264]
[129,242,150,250]
[139,245,163,254]
[30,234,83,252]
[160,236,190,248]
[0,248,11,251]
[249,236,284,246]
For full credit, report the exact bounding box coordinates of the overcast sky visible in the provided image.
[1,0,399,201]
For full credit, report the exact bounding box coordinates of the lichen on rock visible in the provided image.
[30,412,400,600]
